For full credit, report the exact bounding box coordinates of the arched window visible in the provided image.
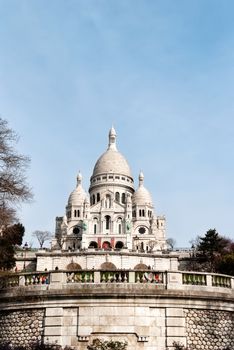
[89,241,98,249]
[105,194,111,208]
[74,210,76,217]
[139,209,142,217]
[105,215,111,230]
[142,209,145,217]
[97,193,100,202]
[93,217,98,234]
[102,241,111,250]
[77,210,80,217]
[117,217,122,234]
[92,194,95,205]
[121,193,126,204]
[115,192,120,202]
[115,241,124,249]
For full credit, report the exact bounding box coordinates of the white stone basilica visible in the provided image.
[52,127,167,253]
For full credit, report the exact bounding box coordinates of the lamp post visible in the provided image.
[23,242,28,270]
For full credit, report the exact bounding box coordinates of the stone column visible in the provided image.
[166,307,186,349]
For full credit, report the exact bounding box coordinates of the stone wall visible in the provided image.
[36,251,178,271]
[185,309,234,350]
[0,309,45,346]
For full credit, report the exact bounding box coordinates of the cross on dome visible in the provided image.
[139,171,144,186]
[108,126,117,150]
[77,171,82,186]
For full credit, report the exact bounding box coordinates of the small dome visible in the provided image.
[68,172,87,206]
[134,263,150,270]
[66,262,82,270]
[92,128,132,178]
[132,172,153,206]
[100,262,117,270]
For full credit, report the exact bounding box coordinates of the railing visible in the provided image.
[100,271,129,283]
[0,270,233,291]
[182,273,206,285]
[212,275,231,288]
[67,271,94,283]
[24,272,50,285]
[0,274,20,289]
[135,271,164,284]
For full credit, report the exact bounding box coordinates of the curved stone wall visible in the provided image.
[185,309,234,350]
[0,309,44,346]
[0,271,233,350]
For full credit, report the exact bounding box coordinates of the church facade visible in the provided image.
[53,127,167,253]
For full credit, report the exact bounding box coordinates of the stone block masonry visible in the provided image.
[0,309,45,346]
[185,309,234,350]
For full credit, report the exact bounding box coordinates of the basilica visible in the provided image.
[52,127,167,253]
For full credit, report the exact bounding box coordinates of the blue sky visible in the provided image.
[0,1,234,247]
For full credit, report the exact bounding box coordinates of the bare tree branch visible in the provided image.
[33,230,52,248]
[0,118,33,226]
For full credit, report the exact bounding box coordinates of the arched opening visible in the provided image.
[89,241,98,249]
[100,262,116,270]
[97,193,100,202]
[134,263,149,270]
[115,241,124,249]
[102,241,111,250]
[92,194,95,205]
[115,192,120,202]
[117,217,122,234]
[105,194,111,208]
[93,217,98,234]
[66,262,82,270]
[121,193,126,204]
[105,215,111,230]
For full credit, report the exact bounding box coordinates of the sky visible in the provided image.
[0,0,234,248]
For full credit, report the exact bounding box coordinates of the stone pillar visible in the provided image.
[166,308,186,349]
[49,272,66,288]
[44,308,63,345]
[61,308,78,347]
[166,271,182,289]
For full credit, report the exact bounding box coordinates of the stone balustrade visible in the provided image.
[0,270,233,291]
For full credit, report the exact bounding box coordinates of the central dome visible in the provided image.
[92,127,132,178]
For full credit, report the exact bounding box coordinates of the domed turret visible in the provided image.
[68,171,87,206]
[91,127,133,179]
[89,128,134,194]
[132,172,153,206]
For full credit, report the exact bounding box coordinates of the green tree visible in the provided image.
[196,229,225,272]
[189,229,234,275]
[217,253,234,276]
[0,223,25,270]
